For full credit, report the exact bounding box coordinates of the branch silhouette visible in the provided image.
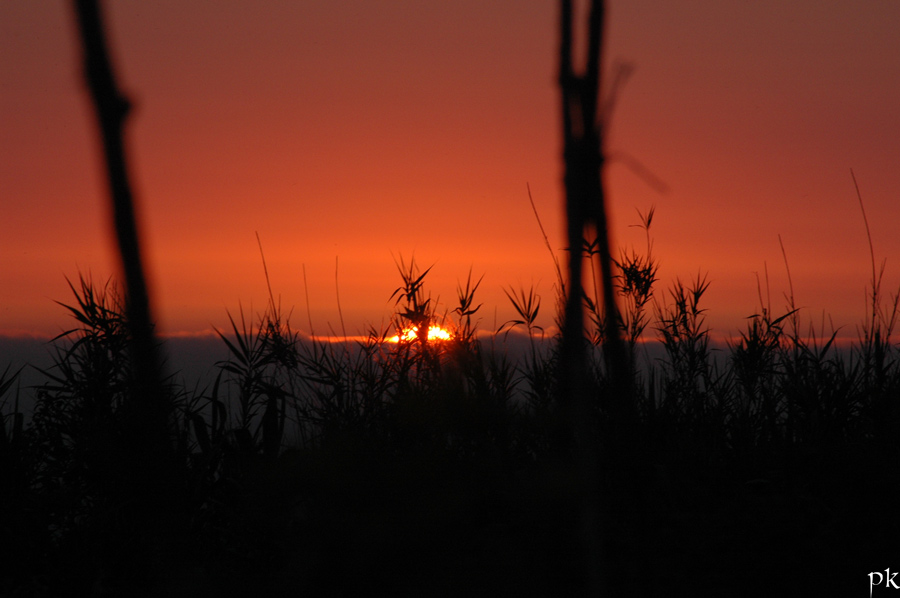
[559,2,645,595]
[71,0,180,590]
[72,0,171,440]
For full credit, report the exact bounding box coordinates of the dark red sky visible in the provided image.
[2,1,899,339]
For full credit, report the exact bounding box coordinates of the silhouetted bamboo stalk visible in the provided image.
[72,0,167,426]
[559,1,641,594]
[559,1,631,412]
[71,0,178,573]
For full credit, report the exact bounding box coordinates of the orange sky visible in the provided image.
[2,1,900,341]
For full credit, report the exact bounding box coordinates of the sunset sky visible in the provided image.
[2,1,899,342]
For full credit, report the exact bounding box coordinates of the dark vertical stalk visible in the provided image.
[72,0,161,397]
[559,1,641,594]
[559,0,587,425]
[71,0,177,586]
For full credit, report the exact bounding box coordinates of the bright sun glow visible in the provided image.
[388,325,452,343]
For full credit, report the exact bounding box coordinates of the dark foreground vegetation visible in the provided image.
[2,247,899,597]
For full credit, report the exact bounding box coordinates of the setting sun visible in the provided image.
[388,325,453,344]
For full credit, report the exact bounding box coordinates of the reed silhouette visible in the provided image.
[4,213,898,595]
[1,1,899,596]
